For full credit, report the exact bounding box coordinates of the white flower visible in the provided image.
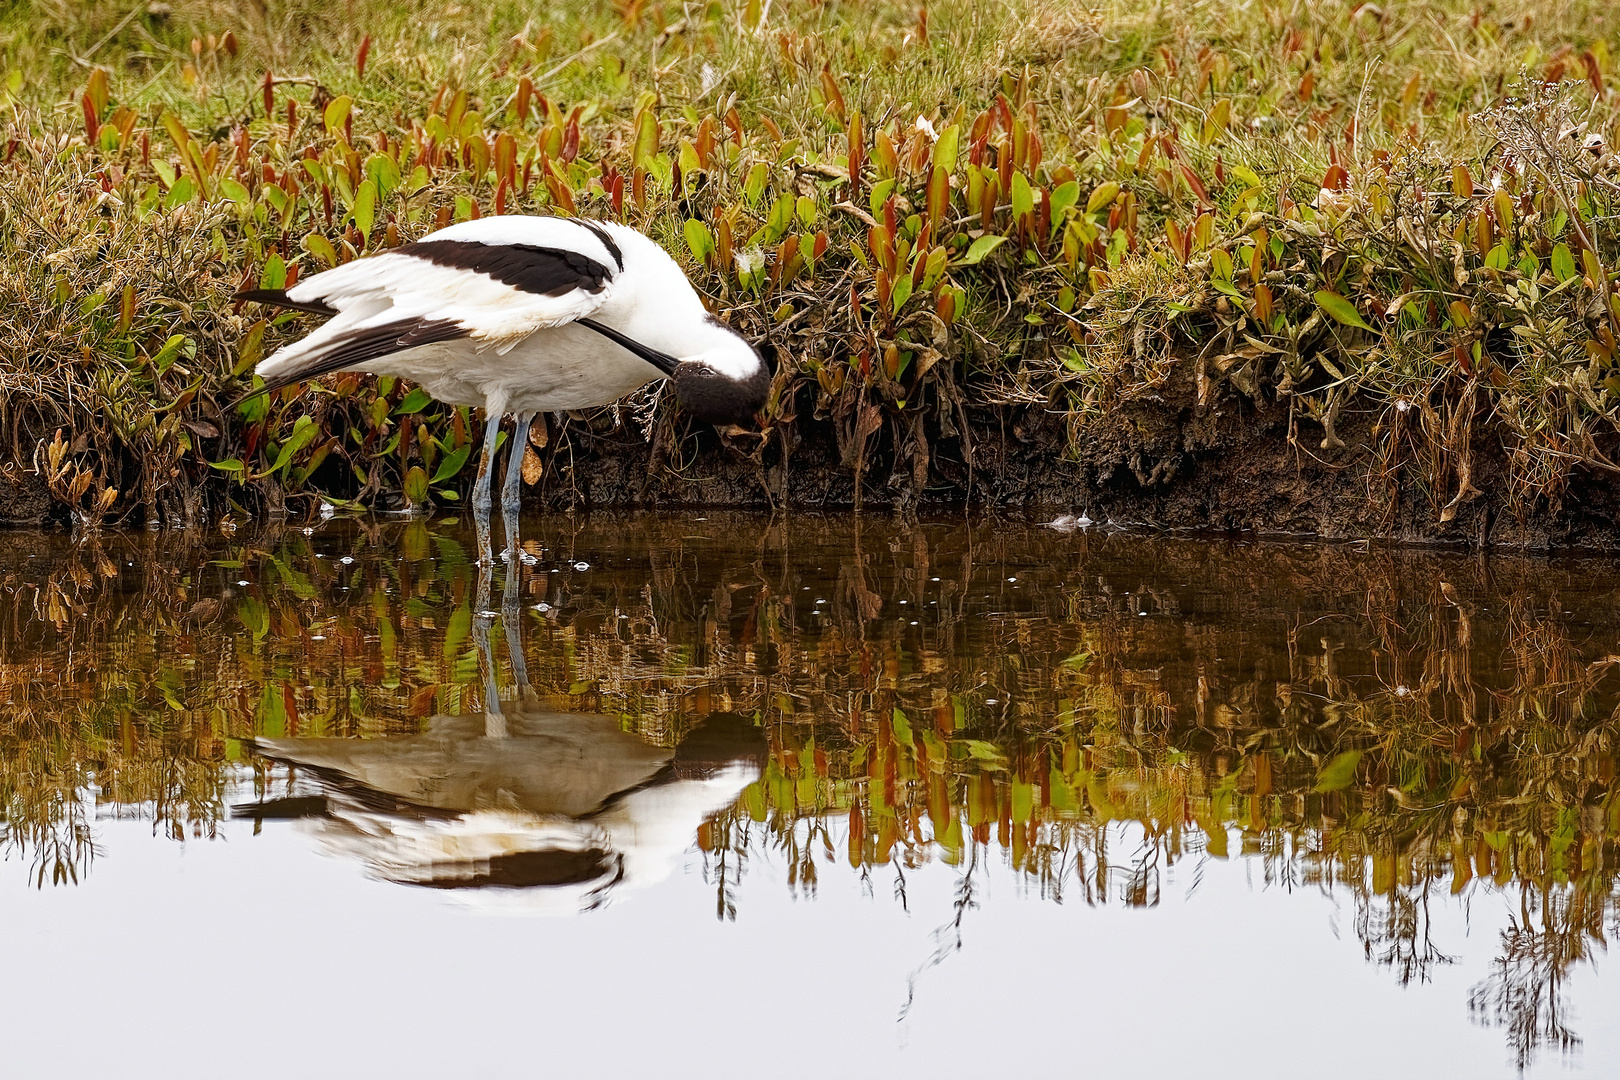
[734,246,765,276]
[913,115,937,140]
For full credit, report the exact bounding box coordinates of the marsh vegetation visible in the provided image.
[4,1,1620,540]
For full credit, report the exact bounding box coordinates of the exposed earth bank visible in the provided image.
[516,371,1620,552]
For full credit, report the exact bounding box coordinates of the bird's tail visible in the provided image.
[230,293,467,409]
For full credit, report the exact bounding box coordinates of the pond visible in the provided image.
[1,514,1617,1078]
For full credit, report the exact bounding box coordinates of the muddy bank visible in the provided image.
[8,366,1620,550]
[523,370,1620,552]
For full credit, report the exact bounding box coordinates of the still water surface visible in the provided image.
[2,514,1619,1077]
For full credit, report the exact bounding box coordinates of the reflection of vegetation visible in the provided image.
[1,519,1618,1064]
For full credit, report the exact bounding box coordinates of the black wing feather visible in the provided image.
[228,317,468,409]
[397,240,613,297]
[235,288,339,316]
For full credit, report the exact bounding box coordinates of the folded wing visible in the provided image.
[247,222,620,394]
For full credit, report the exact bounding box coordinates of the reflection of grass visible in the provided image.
[2,518,1618,1060]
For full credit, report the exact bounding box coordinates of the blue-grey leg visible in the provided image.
[500,411,534,563]
[471,409,503,566]
[502,567,533,703]
[473,594,508,739]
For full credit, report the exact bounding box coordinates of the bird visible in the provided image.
[236,215,771,561]
[236,709,765,908]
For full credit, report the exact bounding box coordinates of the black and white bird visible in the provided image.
[237,215,770,558]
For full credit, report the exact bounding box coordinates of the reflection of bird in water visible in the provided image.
[237,710,764,912]
[236,550,763,912]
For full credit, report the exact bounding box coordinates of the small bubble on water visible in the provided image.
[574,561,591,571]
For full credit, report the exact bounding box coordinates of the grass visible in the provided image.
[2,0,1620,523]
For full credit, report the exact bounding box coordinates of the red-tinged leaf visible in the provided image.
[847,110,864,191]
[819,65,846,125]
[1165,218,1183,262]
[1254,282,1273,322]
[926,166,949,224]
[1322,163,1349,191]
[356,34,371,78]
[561,109,581,162]
[1179,164,1211,206]
[86,67,110,114]
[1582,50,1604,95]
[516,76,534,122]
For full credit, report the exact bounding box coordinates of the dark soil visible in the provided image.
[523,366,1620,552]
[0,472,51,528]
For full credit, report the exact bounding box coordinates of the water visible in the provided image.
[2,514,1618,1078]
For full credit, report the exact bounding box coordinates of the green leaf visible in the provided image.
[1010,172,1034,219]
[931,124,960,174]
[1551,243,1578,284]
[1085,181,1120,214]
[352,178,376,242]
[964,740,1007,768]
[302,232,338,269]
[403,464,430,504]
[889,272,913,314]
[266,415,318,476]
[323,94,353,139]
[1312,750,1362,792]
[163,175,195,209]
[260,253,287,290]
[631,103,660,169]
[430,444,473,484]
[891,708,913,745]
[684,218,715,263]
[1048,181,1081,226]
[868,177,896,219]
[150,334,188,373]
[1314,290,1376,332]
[958,234,1008,265]
[394,387,433,414]
[743,162,768,206]
[442,602,472,660]
[365,153,402,198]
[208,458,244,472]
